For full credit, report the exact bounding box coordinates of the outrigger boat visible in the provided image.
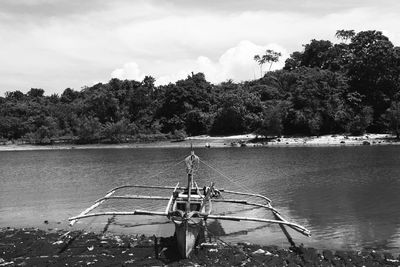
[69,150,310,258]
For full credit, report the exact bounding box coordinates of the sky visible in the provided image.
[1,0,400,95]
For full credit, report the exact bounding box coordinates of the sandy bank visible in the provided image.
[259,133,399,147]
[0,133,398,152]
[1,228,398,266]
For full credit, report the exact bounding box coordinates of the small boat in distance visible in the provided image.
[69,150,310,258]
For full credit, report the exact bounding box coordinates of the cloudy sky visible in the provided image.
[1,0,400,95]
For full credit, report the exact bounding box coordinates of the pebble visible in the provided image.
[252,248,265,254]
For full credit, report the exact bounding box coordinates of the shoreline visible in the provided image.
[0,133,399,152]
[1,228,399,266]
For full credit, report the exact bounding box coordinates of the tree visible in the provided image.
[254,49,282,77]
[283,51,303,71]
[301,39,334,69]
[5,91,24,100]
[156,72,214,134]
[347,30,400,130]
[211,92,247,135]
[185,110,210,136]
[76,116,102,143]
[60,88,80,103]
[82,83,120,123]
[27,88,45,98]
[280,67,349,135]
[345,106,373,135]
[283,39,347,72]
[335,30,355,43]
[386,101,400,139]
[258,103,285,137]
[101,119,137,143]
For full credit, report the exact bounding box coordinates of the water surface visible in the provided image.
[1,146,400,253]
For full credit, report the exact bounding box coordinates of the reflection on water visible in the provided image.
[1,146,400,253]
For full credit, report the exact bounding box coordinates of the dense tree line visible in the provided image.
[1,30,400,144]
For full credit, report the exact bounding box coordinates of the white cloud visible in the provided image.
[156,70,191,85]
[149,40,288,85]
[111,62,145,81]
[1,1,400,94]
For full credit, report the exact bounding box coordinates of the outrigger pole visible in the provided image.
[68,210,309,236]
[69,190,116,226]
[69,191,310,237]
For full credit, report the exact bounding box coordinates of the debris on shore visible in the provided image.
[1,228,399,266]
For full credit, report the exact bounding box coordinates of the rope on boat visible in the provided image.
[198,156,311,240]
[199,158,263,200]
[107,158,187,194]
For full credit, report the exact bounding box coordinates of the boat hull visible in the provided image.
[173,218,203,258]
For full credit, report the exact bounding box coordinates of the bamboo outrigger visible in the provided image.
[69,150,310,258]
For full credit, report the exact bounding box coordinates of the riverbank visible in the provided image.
[1,228,398,266]
[0,133,398,151]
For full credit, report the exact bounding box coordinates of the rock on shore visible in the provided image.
[1,228,399,266]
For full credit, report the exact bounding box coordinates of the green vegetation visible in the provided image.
[1,30,400,144]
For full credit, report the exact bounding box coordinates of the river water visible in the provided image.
[1,146,400,253]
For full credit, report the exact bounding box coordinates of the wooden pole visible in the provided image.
[166,182,179,214]
[106,185,272,204]
[107,184,182,194]
[70,190,115,226]
[211,199,278,213]
[211,198,307,237]
[98,195,170,202]
[218,189,271,203]
[204,214,310,236]
[187,173,192,212]
[68,210,168,221]
[273,211,296,247]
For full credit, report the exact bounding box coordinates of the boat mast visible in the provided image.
[186,150,195,211]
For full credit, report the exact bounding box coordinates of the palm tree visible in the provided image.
[254,49,282,78]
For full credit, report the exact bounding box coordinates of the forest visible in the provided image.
[1,30,400,144]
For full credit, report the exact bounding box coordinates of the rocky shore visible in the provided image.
[1,228,399,266]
